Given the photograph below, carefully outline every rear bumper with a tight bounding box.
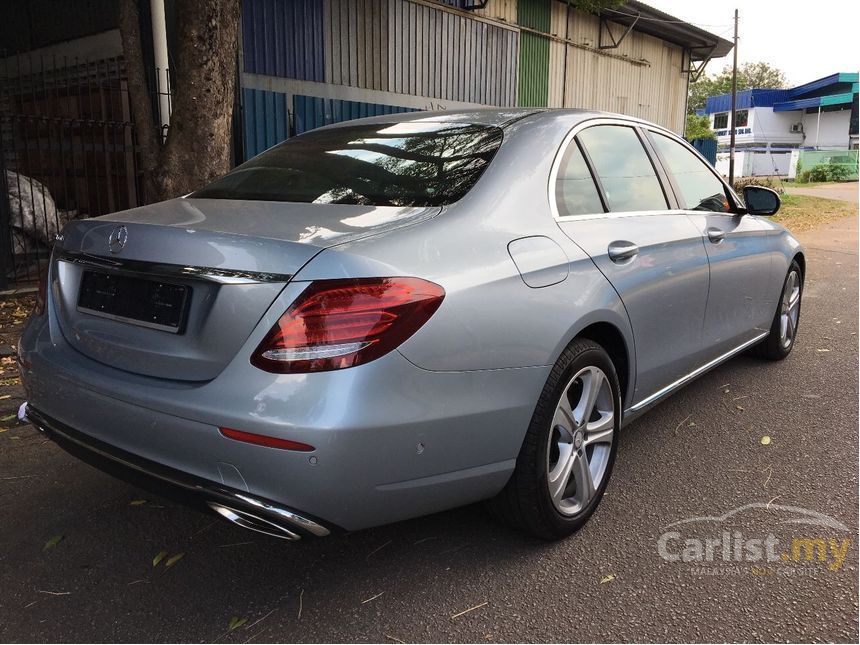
[19,302,549,531]
[26,404,335,540]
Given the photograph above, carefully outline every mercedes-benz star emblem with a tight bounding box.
[108,225,128,254]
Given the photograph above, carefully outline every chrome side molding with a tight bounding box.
[55,248,293,285]
[625,332,769,420]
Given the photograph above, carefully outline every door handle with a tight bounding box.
[607,240,639,262]
[707,227,726,243]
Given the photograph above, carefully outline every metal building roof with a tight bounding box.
[704,71,859,114]
[599,1,734,61]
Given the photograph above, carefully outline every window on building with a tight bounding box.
[577,126,667,212]
[192,122,504,206]
[713,112,729,129]
[555,140,604,217]
[650,132,731,213]
[735,110,749,127]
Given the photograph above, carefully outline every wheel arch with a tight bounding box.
[575,321,632,409]
[793,251,806,279]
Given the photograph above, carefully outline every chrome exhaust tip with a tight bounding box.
[208,502,302,541]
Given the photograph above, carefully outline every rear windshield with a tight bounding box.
[191,122,503,206]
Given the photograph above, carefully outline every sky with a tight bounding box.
[646,0,860,85]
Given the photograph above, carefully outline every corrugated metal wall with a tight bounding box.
[293,94,417,135]
[243,88,418,158]
[517,0,550,107]
[243,88,289,158]
[323,0,518,106]
[239,0,693,157]
[546,2,688,132]
[242,0,325,81]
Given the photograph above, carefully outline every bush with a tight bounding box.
[806,163,851,182]
[732,176,785,195]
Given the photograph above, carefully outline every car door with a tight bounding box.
[646,130,773,365]
[553,122,710,407]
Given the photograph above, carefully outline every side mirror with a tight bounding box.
[741,186,781,216]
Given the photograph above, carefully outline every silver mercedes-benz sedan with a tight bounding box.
[18,109,803,541]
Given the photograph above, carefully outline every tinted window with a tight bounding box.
[555,140,604,216]
[651,132,731,212]
[577,126,667,212]
[713,113,728,129]
[192,122,503,206]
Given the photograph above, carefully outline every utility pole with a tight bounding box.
[728,8,739,184]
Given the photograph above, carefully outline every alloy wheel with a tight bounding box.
[546,365,615,516]
[779,270,801,349]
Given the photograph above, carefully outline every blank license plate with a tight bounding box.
[77,271,190,333]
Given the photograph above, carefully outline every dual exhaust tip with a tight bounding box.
[208,502,304,541]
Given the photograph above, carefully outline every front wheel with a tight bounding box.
[756,260,803,360]
[488,338,620,540]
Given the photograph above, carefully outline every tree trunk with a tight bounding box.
[119,0,240,204]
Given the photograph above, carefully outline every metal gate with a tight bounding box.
[0,52,141,288]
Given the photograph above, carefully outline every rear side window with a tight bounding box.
[192,122,503,207]
[555,140,604,217]
[650,132,731,213]
[577,125,667,212]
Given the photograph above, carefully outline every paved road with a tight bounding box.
[785,181,858,203]
[1,219,857,643]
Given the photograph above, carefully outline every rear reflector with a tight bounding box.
[219,427,315,452]
[251,277,445,373]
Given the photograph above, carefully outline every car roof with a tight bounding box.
[314,107,650,131]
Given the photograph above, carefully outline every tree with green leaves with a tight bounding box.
[688,62,787,114]
[567,0,625,13]
[684,114,716,141]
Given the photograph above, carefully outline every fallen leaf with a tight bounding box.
[0,394,11,400]
[43,535,64,550]
[129,499,148,506]
[760,436,771,445]
[1,414,16,422]
[164,552,185,568]
[227,616,248,631]
[152,550,168,566]
[600,574,616,584]
[735,405,745,411]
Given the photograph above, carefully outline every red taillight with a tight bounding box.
[220,427,315,452]
[251,277,445,373]
[33,269,48,316]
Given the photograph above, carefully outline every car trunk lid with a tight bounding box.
[51,197,438,381]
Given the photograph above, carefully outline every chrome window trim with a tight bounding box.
[55,248,293,285]
[548,116,723,222]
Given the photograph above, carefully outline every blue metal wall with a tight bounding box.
[243,89,290,158]
[293,95,417,135]
[242,89,417,158]
[242,0,325,81]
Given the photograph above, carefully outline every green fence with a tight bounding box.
[797,150,859,181]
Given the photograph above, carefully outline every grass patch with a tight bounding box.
[772,194,857,233]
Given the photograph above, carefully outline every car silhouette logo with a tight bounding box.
[108,225,128,254]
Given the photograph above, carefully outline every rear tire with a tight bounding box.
[756,260,803,360]
[488,338,620,540]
